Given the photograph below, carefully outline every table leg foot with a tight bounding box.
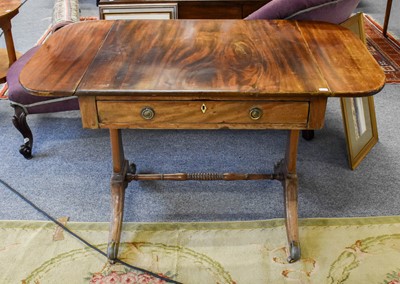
[107,241,118,263]
[283,173,300,262]
[275,130,301,263]
[107,162,135,261]
[288,241,301,263]
[107,129,130,262]
[107,175,127,262]
[275,163,301,263]
[283,172,300,263]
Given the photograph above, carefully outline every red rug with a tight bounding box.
[364,15,400,84]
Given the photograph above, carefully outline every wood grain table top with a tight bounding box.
[20,19,385,98]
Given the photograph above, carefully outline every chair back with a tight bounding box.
[246,0,361,24]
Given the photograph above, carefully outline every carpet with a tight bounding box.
[364,15,400,83]
[2,216,400,283]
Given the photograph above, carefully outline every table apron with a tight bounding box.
[78,96,327,130]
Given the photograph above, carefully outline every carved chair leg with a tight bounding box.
[11,104,33,159]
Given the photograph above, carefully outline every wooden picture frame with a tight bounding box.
[340,13,379,170]
[340,96,378,170]
[99,3,178,20]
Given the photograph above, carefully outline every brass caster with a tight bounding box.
[287,241,301,263]
[107,241,118,263]
[108,258,116,265]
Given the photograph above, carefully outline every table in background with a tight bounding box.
[0,0,21,84]
[20,19,385,264]
[98,0,271,19]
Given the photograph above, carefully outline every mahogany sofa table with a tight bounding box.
[20,19,385,263]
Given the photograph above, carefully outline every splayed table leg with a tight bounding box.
[107,129,130,262]
[275,130,301,262]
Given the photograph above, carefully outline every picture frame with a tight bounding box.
[99,3,178,20]
[340,13,379,170]
[340,96,378,170]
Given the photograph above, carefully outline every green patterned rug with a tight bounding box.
[1,216,400,283]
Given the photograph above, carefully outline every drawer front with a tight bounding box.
[178,3,242,19]
[97,100,309,128]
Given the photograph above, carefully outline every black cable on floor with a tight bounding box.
[1,1,180,282]
[0,178,182,284]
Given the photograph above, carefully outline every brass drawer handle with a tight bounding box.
[249,107,263,120]
[141,107,155,120]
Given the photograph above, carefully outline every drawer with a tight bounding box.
[178,3,242,19]
[96,100,309,128]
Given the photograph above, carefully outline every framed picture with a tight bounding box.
[100,3,178,20]
[340,13,379,170]
[340,12,366,43]
[340,96,378,170]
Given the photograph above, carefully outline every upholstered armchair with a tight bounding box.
[7,0,80,159]
[246,0,360,22]
[245,0,361,139]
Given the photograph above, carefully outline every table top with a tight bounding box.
[0,0,20,22]
[20,19,385,99]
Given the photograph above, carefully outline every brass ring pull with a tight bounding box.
[249,107,263,120]
[141,107,155,120]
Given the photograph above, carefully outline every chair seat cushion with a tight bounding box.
[7,46,79,115]
[246,0,360,24]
